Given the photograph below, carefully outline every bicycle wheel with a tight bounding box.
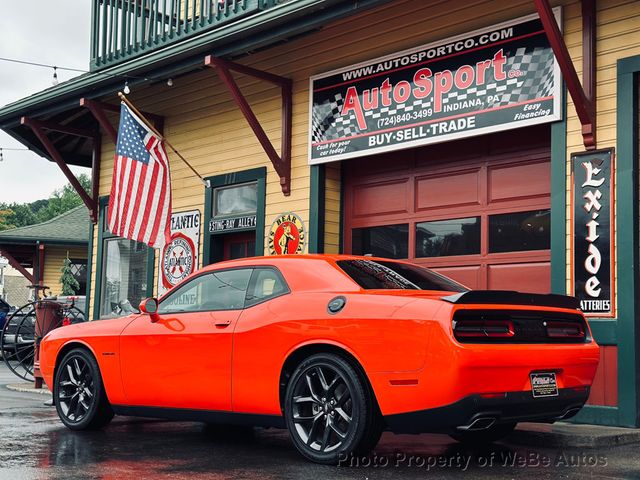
[1,303,37,381]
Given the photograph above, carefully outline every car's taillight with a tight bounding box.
[453,319,515,339]
[545,321,585,339]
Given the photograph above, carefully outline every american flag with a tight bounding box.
[107,103,172,249]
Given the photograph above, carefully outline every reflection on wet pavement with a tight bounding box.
[0,365,636,480]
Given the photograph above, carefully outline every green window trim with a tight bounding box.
[92,196,155,320]
[550,85,567,295]
[203,167,266,265]
[309,164,326,254]
[85,221,94,319]
[612,55,639,427]
[573,55,639,428]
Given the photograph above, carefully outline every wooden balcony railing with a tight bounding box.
[91,0,273,69]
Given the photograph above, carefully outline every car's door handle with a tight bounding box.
[210,313,232,327]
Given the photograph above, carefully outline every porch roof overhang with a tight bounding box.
[0,205,90,283]
[0,0,598,197]
[0,0,390,158]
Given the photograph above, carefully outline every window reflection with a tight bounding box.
[416,217,480,257]
[100,238,149,318]
[352,224,408,259]
[489,209,550,253]
[213,182,257,217]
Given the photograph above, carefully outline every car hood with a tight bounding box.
[44,314,140,341]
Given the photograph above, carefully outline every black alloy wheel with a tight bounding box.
[54,348,114,430]
[284,353,382,464]
[449,421,517,445]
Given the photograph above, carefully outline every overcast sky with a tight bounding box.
[0,1,92,204]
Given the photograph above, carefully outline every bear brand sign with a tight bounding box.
[309,9,562,164]
[573,149,614,317]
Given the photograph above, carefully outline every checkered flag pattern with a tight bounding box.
[311,45,556,144]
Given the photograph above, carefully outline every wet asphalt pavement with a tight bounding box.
[1,363,639,480]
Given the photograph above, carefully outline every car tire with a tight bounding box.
[54,348,114,430]
[284,353,380,464]
[449,422,517,445]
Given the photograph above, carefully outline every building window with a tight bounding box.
[416,217,481,258]
[213,182,257,218]
[204,168,266,265]
[68,259,88,295]
[96,201,154,319]
[352,224,409,259]
[489,209,551,253]
[100,238,150,318]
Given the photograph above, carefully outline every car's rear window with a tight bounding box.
[337,259,467,292]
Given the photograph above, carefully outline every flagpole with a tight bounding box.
[118,92,210,188]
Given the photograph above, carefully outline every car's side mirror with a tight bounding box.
[139,298,160,323]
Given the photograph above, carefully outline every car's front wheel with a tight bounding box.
[284,353,381,464]
[54,348,114,430]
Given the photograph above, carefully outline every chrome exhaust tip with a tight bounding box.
[558,407,581,420]
[457,416,497,431]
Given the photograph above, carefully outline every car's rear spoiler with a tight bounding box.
[441,290,580,310]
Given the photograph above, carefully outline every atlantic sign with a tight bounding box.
[573,149,614,317]
[309,9,562,164]
[158,210,200,295]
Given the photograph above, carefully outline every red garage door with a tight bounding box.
[343,127,551,293]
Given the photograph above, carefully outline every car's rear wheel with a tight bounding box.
[449,422,517,445]
[54,348,114,430]
[284,353,380,464]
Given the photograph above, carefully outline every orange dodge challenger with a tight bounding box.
[40,255,599,464]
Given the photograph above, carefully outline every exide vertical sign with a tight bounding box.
[573,149,614,317]
[308,9,562,164]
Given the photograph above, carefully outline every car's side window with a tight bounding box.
[159,268,253,314]
[245,268,289,307]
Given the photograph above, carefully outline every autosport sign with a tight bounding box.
[308,9,562,164]
[573,149,614,317]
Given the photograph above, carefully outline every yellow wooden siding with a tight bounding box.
[42,246,87,297]
[562,0,640,312]
[86,0,639,310]
[324,163,341,254]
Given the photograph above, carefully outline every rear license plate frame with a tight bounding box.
[530,372,559,398]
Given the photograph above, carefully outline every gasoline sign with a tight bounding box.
[309,9,562,164]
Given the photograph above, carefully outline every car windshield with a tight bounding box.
[337,259,468,292]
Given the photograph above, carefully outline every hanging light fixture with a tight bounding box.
[123,81,131,95]
[52,66,59,86]
[167,78,174,87]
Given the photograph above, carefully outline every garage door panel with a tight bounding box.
[431,265,482,290]
[488,160,550,204]
[415,169,480,211]
[352,179,409,217]
[343,130,551,292]
[487,262,550,293]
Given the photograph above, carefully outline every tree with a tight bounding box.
[35,174,91,222]
[59,255,80,295]
[0,173,92,231]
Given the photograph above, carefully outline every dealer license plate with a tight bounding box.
[530,372,558,398]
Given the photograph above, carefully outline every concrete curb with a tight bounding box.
[507,422,640,448]
[6,383,52,396]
